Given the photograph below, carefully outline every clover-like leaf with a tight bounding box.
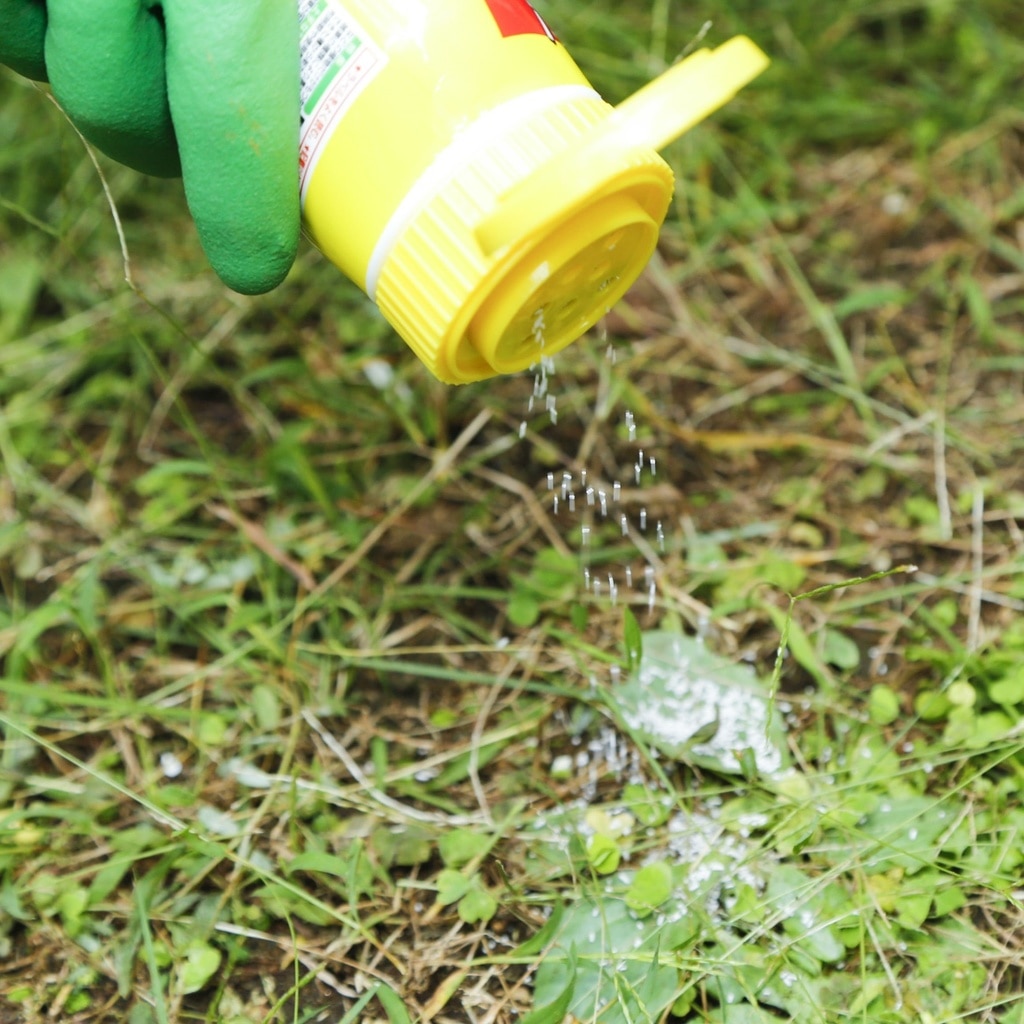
[586,833,621,875]
[178,942,222,996]
[436,869,472,907]
[457,884,497,924]
[625,860,674,917]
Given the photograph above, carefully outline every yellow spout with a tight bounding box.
[474,36,769,259]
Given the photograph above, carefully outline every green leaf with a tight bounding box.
[431,740,504,788]
[531,897,684,1023]
[372,825,433,867]
[625,860,674,916]
[942,704,977,746]
[196,713,228,747]
[622,783,673,827]
[0,253,42,341]
[834,283,910,319]
[915,689,951,720]
[288,851,356,878]
[509,902,566,958]
[89,856,134,905]
[963,710,1014,749]
[250,684,281,730]
[57,886,89,937]
[134,460,211,497]
[0,875,28,921]
[178,942,221,996]
[989,670,1024,706]
[507,590,540,627]
[586,833,621,875]
[896,891,932,929]
[457,884,497,924]
[521,946,577,1024]
[822,628,860,670]
[435,869,472,907]
[858,796,954,872]
[614,631,788,775]
[766,865,845,964]
[372,982,414,1024]
[766,604,832,690]
[868,684,901,725]
[251,883,334,925]
[948,681,977,707]
[932,885,967,917]
[438,828,491,868]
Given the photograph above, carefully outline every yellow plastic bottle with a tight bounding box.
[298,0,768,384]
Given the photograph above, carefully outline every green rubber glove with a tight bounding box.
[0,0,300,294]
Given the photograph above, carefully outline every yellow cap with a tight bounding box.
[374,36,769,384]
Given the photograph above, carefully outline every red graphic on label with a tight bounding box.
[484,0,556,41]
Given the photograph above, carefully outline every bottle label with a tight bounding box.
[298,0,387,201]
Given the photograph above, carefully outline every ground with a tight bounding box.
[1,2,1023,1023]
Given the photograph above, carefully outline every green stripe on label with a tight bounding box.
[303,64,339,117]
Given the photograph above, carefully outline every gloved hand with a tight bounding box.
[0,0,301,294]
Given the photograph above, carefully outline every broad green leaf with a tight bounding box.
[896,891,932,929]
[508,902,566,958]
[372,825,433,867]
[766,866,845,964]
[0,875,28,921]
[438,828,491,868]
[963,710,1014,749]
[932,885,967,917]
[868,684,901,725]
[858,796,957,872]
[88,856,135,905]
[625,860,674,916]
[507,591,540,628]
[622,783,673,827]
[251,883,334,925]
[614,631,787,775]
[178,942,221,996]
[942,705,977,746]
[57,886,89,937]
[196,713,228,747]
[435,869,472,906]
[521,947,577,1024]
[915,689,951,720]
[251,684,281,730]
[586,833,621,875]
[989,671,1024,706]
[823,628,860,670]
[457,884,497,924]
[947,681,976,707]
[531,898,683,1023]
[766,604,832,690]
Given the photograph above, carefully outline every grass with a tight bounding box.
[2,1,1024,1021]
